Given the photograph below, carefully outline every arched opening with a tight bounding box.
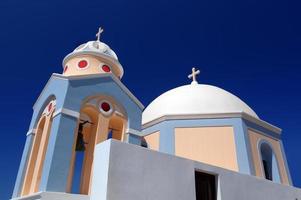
[108,115,126,141]
[140,137,148,148]
[68,97,127,195]
[260,142,273,181]
[68,105,98,194]
[21,100,56,196]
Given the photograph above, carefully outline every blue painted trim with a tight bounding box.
[233,118,255,175]
[30,75,143,132]
[29,77,69,130]
[143,118,252,174]
[272,154,281,184]
[279,140,293,185]
[243,119,281,140]
[239,119,256,175]
[159,126,175,154]
[128,134,141,145]
[39,113,78,192]
[12,134,34,198]
[65,76,142,131]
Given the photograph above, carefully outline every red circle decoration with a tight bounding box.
[78,60,88,68]
[48,103,53,112]
[64,65,68,73]
[101,102,111,112]
[102,65,111,72]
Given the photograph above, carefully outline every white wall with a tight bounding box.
[91,139,301,200]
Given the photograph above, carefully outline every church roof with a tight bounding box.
[142,83,259,125]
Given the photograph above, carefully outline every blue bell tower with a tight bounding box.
[12,27,144,198]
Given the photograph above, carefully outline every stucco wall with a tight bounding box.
[175,126,238,171]
[13,140,301,200]
[91,140,301,200]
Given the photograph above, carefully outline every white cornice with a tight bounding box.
[53,108,80,119]
[142,112,282,134]
[26,129,37,136]
[126,128,141,136]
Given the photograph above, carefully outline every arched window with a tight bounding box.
[140,138,148,148]
[68,106,98,195]
[21,100,56,196]
[68,97,127,195]
[260,142,273,181]
[108,115,126,141]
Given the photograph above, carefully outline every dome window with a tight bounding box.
[77,60,89,69]
[48,102,53,112]
[102,64,111,72]
[99,101,113,116]
[64,65,68,73]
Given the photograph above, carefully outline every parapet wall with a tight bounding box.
[91,139,301,200]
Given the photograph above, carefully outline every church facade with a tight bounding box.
[11,28,301,200]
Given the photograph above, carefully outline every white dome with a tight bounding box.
[142,84,259,125]
[63,40,124,77]
[73,41,119,60]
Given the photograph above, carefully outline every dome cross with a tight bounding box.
[188,67,200,84]
[96,27,104,41]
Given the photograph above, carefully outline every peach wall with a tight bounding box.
[175,126,238,171]
[63,55,121,78]
[144,132,160,151]
[248,130,289,185]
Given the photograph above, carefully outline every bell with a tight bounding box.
[75,131,86,151]
[75,120,89,151]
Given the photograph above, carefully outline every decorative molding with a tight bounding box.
[11,191,89,200]
[11,192,42,200]
[142,112,282,135]
[76,59,90,70]
[26,129,37,136]
[53,108,80,119]
[98,100,114,117]
[126,128,141,136]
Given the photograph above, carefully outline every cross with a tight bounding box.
[188,67,200,84]
[96,27,104,41]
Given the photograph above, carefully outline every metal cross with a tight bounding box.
[96,27,104,41]
[188,67,200,84]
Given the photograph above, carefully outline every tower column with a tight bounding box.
[39,111,79,192]
[12,133,34,198]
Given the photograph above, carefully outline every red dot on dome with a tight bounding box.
[101,102,111,112]
[48,103,52,112]
[64,65,68,73]
[102,65,111,72]
[78,60,88,68]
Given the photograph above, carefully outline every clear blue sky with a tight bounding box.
[1,0,301,199]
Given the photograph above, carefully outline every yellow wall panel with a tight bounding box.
[144,132,160,151]
[175,126,238,171]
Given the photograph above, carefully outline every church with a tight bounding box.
[11,27,301,200]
